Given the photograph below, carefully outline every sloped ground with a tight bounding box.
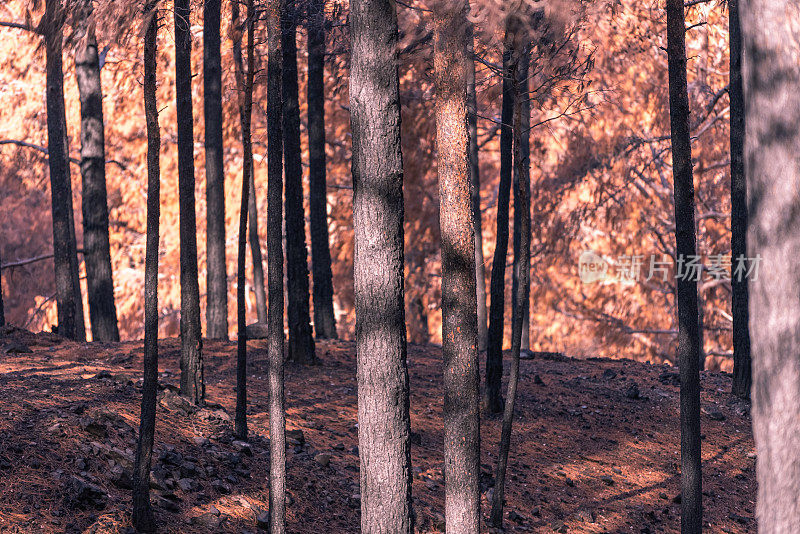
[0,326,755,533]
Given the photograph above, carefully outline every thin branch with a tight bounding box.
[0,139,127,170]
[2,249,84,271]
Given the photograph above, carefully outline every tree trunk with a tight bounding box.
[282,0,316,363]
[511,51,530,355]
[44,0,84,342]
[666,1,702,531]
[491,42,531,528]
[0,248,5,327]
[75,1,119,343]
[434,4,480,532]
[265,0,286,530]
[350,0,413,530]
[175,0,204,403]
[132,4,160,530]
[741,0,800,529]
[729,0,750,400]
[484,31,515,415]
[467,29,487,353]
[232,2,268,326]
[233,0,255,441]
[204,0,227,340]
[307,0,338,340]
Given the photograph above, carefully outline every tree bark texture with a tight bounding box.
[350,0,414,530]
[666,1,702,531]
[511,50,530,353]
[434,3,481,532]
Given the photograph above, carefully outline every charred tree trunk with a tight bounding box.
[307,0,338,340]
[265,0,286,530]
[75,1,119,342]
[491,43,530,528]
[741,0,800,530]
[0,249,4,328]
[204,0,227,340]
[233,0,255,441]
[132,3,160,530]
[484,31,515,415]
[350,0,413,530]
[282,0,316,363]
[666,1,702,531]
[174,0,204,403]
[729,0,750,400]
[467,28,487,353]
[434,4,480,532]
[44,0,84,342]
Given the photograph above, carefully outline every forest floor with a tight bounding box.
[0,325,755,533]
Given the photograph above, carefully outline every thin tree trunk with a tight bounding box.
[204,0,227,340]
[729,0,750,400]
[75,1,119,343]
[232,0,268,326]
[44,0,84,342]
[0,247,5,327]
[491,43,530,528]
[666,1,702,531]
[248,173,268,323]
[282,0,316,363]
[350,0,413,530]
[132,3,160,530]
[265,0,286,530]
[307,0,338,340]
[743,1,800,530]
[467,29,487,353]
[175,0,204,403]
[233,0,255,441]
[434,4,480,532]
[484,30,515,414]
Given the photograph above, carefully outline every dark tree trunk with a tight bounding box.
[282,0,316,363]
[265,1,286,530]
[350,0,413,530]
[132,4,160,530]
[491,44,530,528]
[434,3,480,531]
[484,32,515,415]
[307,0,338,340]
[511,52,530,355]
[44,0,84,342]
[75,1,119,343]
[232,0,267,326]
[174,0,204,403]
[233,0,255,441]
[666,1,702,531]
[204,0,227,340]
[729,0,750,400]
[467,29,487,353]
[0,249,5,327]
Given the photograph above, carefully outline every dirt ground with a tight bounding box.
[0,325,755,533]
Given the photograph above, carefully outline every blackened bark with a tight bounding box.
[729,0,750,400]
[132,4,160,530]
[44,0,84,342]
[233,0,255,441]
[75,2,119,343]
[666,1,702,531]
[484,33,515,415]
[434,4,480,532]
[350,0,413,530]
[467,28,487,353]
[741,0,800,529]
[491,44,530,528]
[175,0,204,403]
[307,0,338,340]
[282,0,316,363]
[265,1,286,530]
[204,0,227,340]
[232,0,268,325]
[0,249,4,327]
